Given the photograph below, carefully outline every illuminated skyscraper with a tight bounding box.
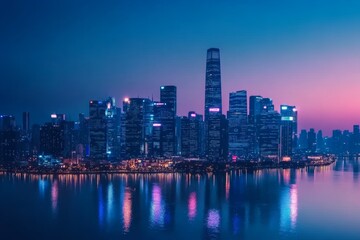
[204,48,222,120]
[280,105,297,158]
[204,48,227,161]
[159,86,176,156]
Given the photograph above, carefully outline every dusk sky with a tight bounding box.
[1,0,360,136]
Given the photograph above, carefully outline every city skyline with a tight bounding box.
[2,0,360,135]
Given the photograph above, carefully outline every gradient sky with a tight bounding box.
[1,0,360,136]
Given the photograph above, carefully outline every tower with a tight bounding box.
[204,48,227,161]
[204,48,222,120]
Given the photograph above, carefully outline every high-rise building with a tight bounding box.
[280,120,293,159]
[350,125,360,155]
[22,112,30,134]
[280,105,297,158]
[280,105,298,135]
[125,98,153,158]
[78,113,90,157]
[316,130,324,153]
[158,85,177,156]
[105,97,122,161]
[0,115,20,163]
[204,48,222,120]
[160,86,177,116]
[89,100,107,161]
[180,112,202,158]
[40,122,65,157]
[227,90,248,158]
[298,129,308,151]
[248,96,274,157]
[249,96,263,124]
[258,111,280,160]
[207,111,228,161]
[204,48,227,161]
[307,128,316,153]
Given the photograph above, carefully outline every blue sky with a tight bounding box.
[1,0,360,135]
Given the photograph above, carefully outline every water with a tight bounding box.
[1,159,360,239]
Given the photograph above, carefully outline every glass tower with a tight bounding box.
[204,48,222,121]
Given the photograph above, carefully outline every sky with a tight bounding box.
[1,0,360,136]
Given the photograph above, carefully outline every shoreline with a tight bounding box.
[0,159,335,175]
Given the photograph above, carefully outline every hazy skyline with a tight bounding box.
[1,0,360,135]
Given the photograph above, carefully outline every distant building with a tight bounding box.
[89,100,107,161]
[22,112,30,134]
[307,128,316,153]
[0,115,20,163]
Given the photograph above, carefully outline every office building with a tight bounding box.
[227,90,248,158]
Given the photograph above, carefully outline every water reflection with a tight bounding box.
[98,185,104,227]
[150,184,164,227]
[122,188,132,232]
[188,192,197,221]
[207,209,220,231]
[51,180,58,214]
[3,164,360,239]
[107,182,114,222]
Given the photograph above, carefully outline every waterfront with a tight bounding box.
[1,158,360,239]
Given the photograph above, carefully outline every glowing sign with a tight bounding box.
[281,116,294,121]
[190,113,196,117]
[154,102,165,106]
[209,108,220,112]
[51,114,57,119]
[281,106,288,110]
[161,86,165,90]
[293,108,297,112]
[153,123,162,127]
[124,98,130,103]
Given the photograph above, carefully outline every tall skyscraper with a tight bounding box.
[160,86,177,116]
[159,86,176,156]
[204,48,222,120]
[280,105,297,158]
[153,101,174,157]
[204,48,227,161]
[227,90,248,158]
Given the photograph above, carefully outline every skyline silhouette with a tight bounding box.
[2,0,360,135]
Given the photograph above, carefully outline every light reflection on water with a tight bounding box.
[150,184,164,228]
[2,161,360,239]
[188,192,197,221]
